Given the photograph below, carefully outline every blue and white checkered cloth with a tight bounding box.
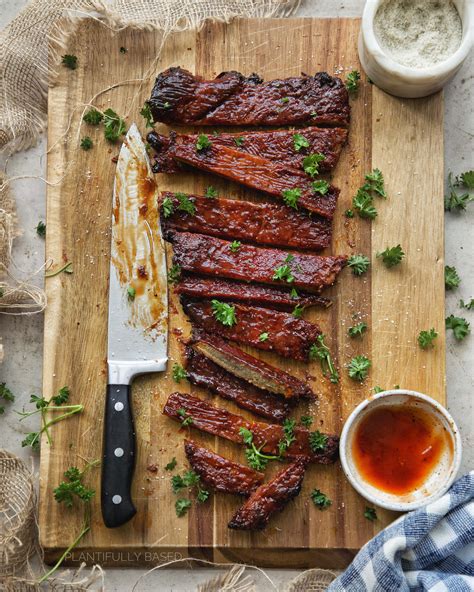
[328,472,474,592]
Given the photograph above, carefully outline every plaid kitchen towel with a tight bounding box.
[328,471,474,592]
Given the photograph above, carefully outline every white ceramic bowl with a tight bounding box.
[340,390,462,511]
[359,0,473,98]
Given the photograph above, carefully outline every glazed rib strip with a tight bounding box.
[163,392,339,464]
[228,458,308,530]
[170,143,338,219]
[148,68,350,127]
[190,332,314,400]
[148,127,348,175]
[185,346,291,423]
[182,299,321,362]
[169,232,347,292]
[176,277,331,312]
[184,439,264,497]
[160,192,332,250]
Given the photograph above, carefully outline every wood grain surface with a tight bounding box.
[40,17,445,568]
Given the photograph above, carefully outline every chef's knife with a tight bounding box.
[101,123,168,528]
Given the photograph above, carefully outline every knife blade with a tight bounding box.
[101,123,168,528]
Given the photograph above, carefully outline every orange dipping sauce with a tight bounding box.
[352,405,451,495]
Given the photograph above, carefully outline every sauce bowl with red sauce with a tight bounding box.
[340,390,462,511]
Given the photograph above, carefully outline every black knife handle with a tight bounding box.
[101,384,137,528]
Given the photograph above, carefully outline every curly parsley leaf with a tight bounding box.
[196,134,211,151]
[311,179,330,195]
[162,197,174,218]
[80,136,93,151]
[233,136,244,147]
[446,315,470,341]
[51,386,70,406]
[460,299,474,310]
[364,506,378,521]
[273,261,295,283]
[348,355,371,381]
[292,304,304,318]
[348,322,367,338]
[300,415,313,427]
[140,103,154,128]
[418,328,438,349]
[168,264,181,284]
[309,334,339,383]
[230,240,241,253]
[282,188,302,210]
[177,408,193,427]
[311,489,332,510]
[309,430,328,453]
[211,300,237,326]
[258,332,269,342]
[460,170,474,189]
[175,498,192,517]
[445,172,474,211]
[83,108,103,125]
[175,192,196,216]
[277,418,296,456]
[353,188,377,219]
[445,265,461,290]
[165,457,177,471]
[103,108,126,142]
[376,245,405,268]
[62,54,78,70]
[348,254,370,276]
[36,221,46,238]
[172,363,188,383]
[293,133,310,152]
[205,186,218,199]
[346,70,360,93]
[53,461,98,508]
[365,168,386,198]
[0,383,15,415]
[302,153,325,178]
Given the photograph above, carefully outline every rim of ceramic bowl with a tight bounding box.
[361,0,473,81]
[340,389,463,512]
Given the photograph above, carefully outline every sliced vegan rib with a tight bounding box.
[160,192,332,250]
[185,346,291,423]
[184,439,264,497]
[228,457,308,530]
[169,143,339,219]
[163,392,339,464]
[189,332,314,400]
[148,127,348,174]
[169,232,347,292]
[175,277,331,312]
[182,298,321,362]
[147,68,350,127]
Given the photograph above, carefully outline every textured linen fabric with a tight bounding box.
[328,472,474,592]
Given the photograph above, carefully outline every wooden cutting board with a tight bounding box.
[40,17,445,569]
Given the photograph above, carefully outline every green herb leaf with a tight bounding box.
[177,408,193,427]
[280,97,290,103]
[278,418,296,456]
[175,192,196,216]
[290,287,299,299]
[302,153,325,178]
[51,386,70,406]
[175,498,192,517]
[140,103,154,128]
[299,415,313,427]
[0,382,15,414]
[62,54,78,70]
[418,328,438,349]
[345,209,354,218]
[353,188,377,219]
[205,186,218,199]
[168,264,181,284]
[348,355,371,381]
[36,221,46,238]
[165,457,177,471]
[119,46,127,54]
[53,462,97,508]
[446,315,470,341]
[311,488,332,510]
[80,136,93,151]
[444,172,474,212]
[211,299,237,326]
[309,430,328,453]
[127,286,136,301]
[103,108,126,142]
[83,108,103,125]
[311,180,330,195]
[282,188,302,210]
[258,332,269,342]
[364,506,377,521]
[309,334,339,383]
[365,168,386,198]
[348,254,370,276]
[460,298,474,310]
[445,265,461,290]
[376,245,405,268]
[292,304,304,318]
[22,432,41,450]
[460,170,474,189]
[234,136,244,147]
[162,197,174,218]
[293,133,310,152]
[196,134,211,151]
[273,263,295,283]
[172,363,188,383]
[229,240,241,253]
[239,427,253,445]
[196,488,210,503]
[348,322,367,338]
[346,70,360,93]
[373,386,384,394]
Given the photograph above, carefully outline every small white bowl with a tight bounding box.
[359,0,473,98]
[340,390,462,512]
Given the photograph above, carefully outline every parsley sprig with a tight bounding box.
[352,169,386,219]
[364,506,378,521]
[177,408,193,427]
[445,171,474,212]
[282,188,302,210]
[293,133,310,152]
[302,153,325,178]
[36,221,46,237]
[171,470,209,516]
[168,264,181,284]
[348,355,371,381]
[62,54,78,70]
[172,363,188,383]
[346,70,361,93]
[309,334,339,384]
[377,245,405,268]
[0,383,15,415]
[445,265,461,290]
[348,322,367,338]
[277,419,296,456]
[348,254,370,276]
[309,430,328,453]
[311,488,332,510]
[140,103,154,128]
[418,328,438,349]
[196,134,211,151]
[211,299,237,326]
[239,427,279,470]
[446,315,470,341]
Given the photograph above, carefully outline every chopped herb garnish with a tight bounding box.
[211,299,237,326]
[175,498,192,517]
[273,264,294,283]
[309,430,328,452]
[119,46,127,53]
[311,179,330,195]
[293,133,310,152]
[280,97,290,103]
[445,172,474,212]
[348,254,370,276]
[345,209,354,218]
[364,506,377,521]
[103,108,126,142]
[311,489,332,510]
[205,186,218,198]
[445,265,461,290]
[373,386,384,394]
[229,240,241,253]
[83,108,103,125]
[53,462,98,507]
[377,245,405,268]
[62,54,78,70]
[353,188,378,219]
[140,103,153,128]
[346,70,361,93]
[446,315,470,341]
[168,264,181,284]
[290,287,299,299]
[239,427,279,470]
[0,383,15,415]
[258,332,269,342]
[162,197,174,218]
[292,304,304,318]
[165,457,177,471]
[127,286,136,301]
[172,363,188,383]
[302,153,325,178]
[277,418,296,456]
[365,169,387,198]
[348,322,367,338]
[36,221,46,238]
[177,408,193,427]
[196,134,211,151]
[309,334,339,383]
[460,170,474,189]
[175,192,196,215]
[80,136,93,150]
[418,328,438,349]
[300,415,313,427]
[460,299,474,310]
[234,136,244,147]
[282,188,302,209]
[348,355,371,381]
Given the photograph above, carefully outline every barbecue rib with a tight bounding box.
[148,127,348,174]
[147,68,350,127]
[228,457,308,530]
[184,439,264,496]
[168,143,339,219]
[185,346,291,423]
[182,298,321,362]
[189,332,314,400]
[163,392,339,464]
[175,277,331,312]
[170,232,347,292]
[160,192,332,250]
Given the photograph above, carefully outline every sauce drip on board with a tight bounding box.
[352,405,451,495]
